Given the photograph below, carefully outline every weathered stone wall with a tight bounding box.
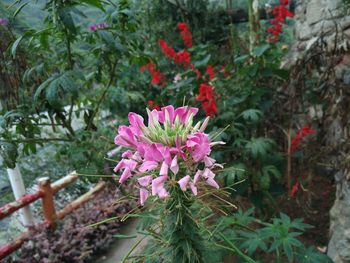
[292,1,350,262]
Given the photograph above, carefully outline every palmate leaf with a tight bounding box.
[240,109,263,123]
[240,230,268,254]
[220,163,247,185]
[34,70,83,108]
[245,137,274,159]
[262,165,281,179]
[296,246,333,263]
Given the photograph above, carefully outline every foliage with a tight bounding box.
[0,0,146,176]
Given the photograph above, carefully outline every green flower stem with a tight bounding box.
[162,184,205,263]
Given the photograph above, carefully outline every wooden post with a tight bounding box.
[38,177,56,228]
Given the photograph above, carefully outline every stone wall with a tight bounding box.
[292,1,350,262]
[293,0,350,53]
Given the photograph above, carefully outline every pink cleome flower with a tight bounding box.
[113,105,225,205]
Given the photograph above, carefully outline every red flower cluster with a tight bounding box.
[267,0,294,42]
[290,125,316,153]
[206,65,215,80]
[196,83,218,116]
[140,62,165,86]
[178,22,192,48]
[147,100,160,110]
[158,39,191,68]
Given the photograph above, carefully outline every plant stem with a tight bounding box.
[86,60,118,131]
[162,185,205,263]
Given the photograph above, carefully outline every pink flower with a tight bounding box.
[122,150,133,158]
[203,168,219,189]
[186,132,211,162]
[178,175,191,191]
[139,161,159,172]
[144,144,163,162]
[204,156,216,167]
[170,155,179,175]
[114,126,137,148]
[174,106,199,124]
[159,161,169,176]
[114,159,138,183]
[193,170,202,185]
[128,112,145,136]
[113,105,224,204]
[114,159,138,173]
[138,175,153,187]
[189,183,198,195]
[140,189,149,206]
[152,176,169,198]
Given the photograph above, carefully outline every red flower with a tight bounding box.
[206,65,215,80]
[178,22,192,48]
[140,62,165,86]
[175,49,191,68]
[147,100,160,111]
[290,182,299,197]
[202,100,218,116]
[159,39,177,61]
[158,39,191,68]
[196,83,218,116]
[267,1,294,42]
[290,125,316,153]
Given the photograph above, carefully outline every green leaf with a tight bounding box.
[262,165,281,179]
[220,164,246,185]
[240,109,263,122]
[13,2,29,18]
[34,76,55,104]
[252,44,270,57]
[81,0,106,11]
[245,137,274,159]
[193,54,211,67]
[234,54,249,64]
[11,35,24,57]
[113,234,137,239]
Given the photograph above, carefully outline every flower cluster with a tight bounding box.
[141,22,223,117]
[88,22,108,31]
[113,106,224,205]
[158,39,191,68]
[0,18,8,26]
[178,22,192,48]
[290,125,316,154]
[206,65,215,80]
[196,84,218,116]
[267,0,294,42]
[140,62,165,86]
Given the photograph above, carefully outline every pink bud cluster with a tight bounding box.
[113,105,224,205]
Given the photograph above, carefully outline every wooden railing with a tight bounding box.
[0,172,106,260]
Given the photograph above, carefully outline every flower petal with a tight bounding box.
[206,177,220,189]
[140,189,149,206]
[139,161,158,172]
[170,155,179,175]
[178,175,190,191]
[159,161,169,176]
[119,167,131,184]
[189,182,198,195]
[138,175,153,187]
